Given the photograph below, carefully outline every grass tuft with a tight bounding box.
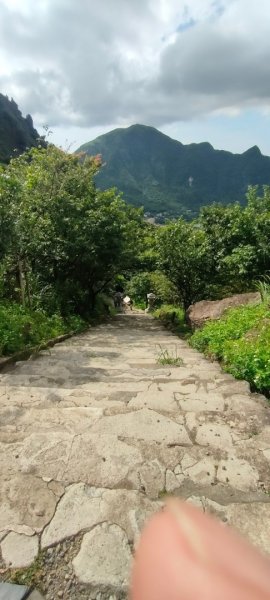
[4,552,44,590]
[156,344,183,366]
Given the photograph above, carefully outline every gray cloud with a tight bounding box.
[0,0,270,128]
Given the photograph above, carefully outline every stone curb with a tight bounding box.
[0,329,89,372]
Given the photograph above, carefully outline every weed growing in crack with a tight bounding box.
[156,345,184,367]
[4,552,45,590]
[158,488,168,499]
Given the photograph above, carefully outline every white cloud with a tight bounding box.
[0,0,270,131]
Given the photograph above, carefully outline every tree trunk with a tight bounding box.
[18,259,25,306]
[24,260,32,308]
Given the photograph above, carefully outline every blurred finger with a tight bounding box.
[131,499,270,600]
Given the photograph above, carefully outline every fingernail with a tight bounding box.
[166,498,208,564]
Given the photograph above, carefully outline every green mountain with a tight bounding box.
[77,124,270,219]
[0,94,41,163]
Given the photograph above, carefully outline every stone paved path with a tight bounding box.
[1,313,270,599]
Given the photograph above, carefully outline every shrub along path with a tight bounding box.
[0,313,270,599]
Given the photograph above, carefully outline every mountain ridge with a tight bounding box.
[0,93,41,163]
[77,124,270,219]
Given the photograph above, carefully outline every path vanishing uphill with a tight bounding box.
[1,313,270,599]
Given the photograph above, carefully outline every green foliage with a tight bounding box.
[190,302,270,394]
[6,551,44,590]
[1,132,270,376]
[156,219,213,309]
[222,326,270,393]
[134,223,159,272]
[0,145,143,316]
[153,304,188,336]
[199,188,270,292]
[256,276,270,303]
[0,143,145,356]
[92,293,116,318]
[152,188,270,309]
[0,302,85,356]
[126,270,178,306]
[153,304,184,324]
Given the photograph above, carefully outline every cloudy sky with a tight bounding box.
[1,0,270,153]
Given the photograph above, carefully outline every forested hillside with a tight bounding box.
[0,94,41,163]
[0,142,269,392]
[78,124,270,219]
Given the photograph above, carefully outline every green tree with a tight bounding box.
[199,188,270,292]
[134,223,159,272]
[198,202,252,294]
[126,270,178,306]
[243,186,270,276]
[0,145,143,315]
[156,219,212,310]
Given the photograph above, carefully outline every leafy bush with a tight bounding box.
[153,304,188,335]
[92,293,116,318]
[126,271,178,307]
[190,302,270,394]
[0,302,86,356]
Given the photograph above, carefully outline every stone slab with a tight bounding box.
[206,501,270,556]
[195,423,233,449]
[91,408,192,445]
[226,502,270,554]
[0,475,57,535]
[184,457,216,485]
[1,532,39,567]
[217,456,259,491]
[176,392,224,412]
[129,386,178,413]
[73,523,132,587]
[41,484,158,548]
[62,432,143,488]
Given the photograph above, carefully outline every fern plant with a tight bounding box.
[256,275,270,304]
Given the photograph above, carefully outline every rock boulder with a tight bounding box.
[186,292,261,329]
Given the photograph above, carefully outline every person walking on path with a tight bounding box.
[123,295,133,311]
[114,291,124,310]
